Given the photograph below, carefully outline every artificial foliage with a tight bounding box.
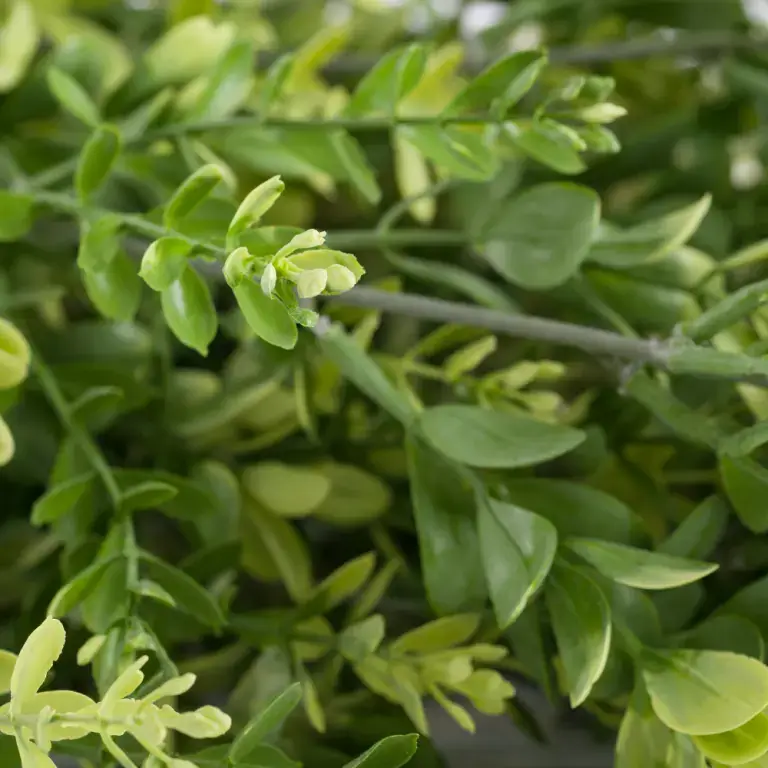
[5,1,768,767]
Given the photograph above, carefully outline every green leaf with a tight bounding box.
[693,711,768,766]
[242,462,330,517]
[120,88,174,142]
[566,539,717,590]
[681,615,764,660]
[161,265,218,356]
[75,124,122,200]
[479,494,557,628]
[232,279,297,350]
[406,436,486,615]
[418,404,584,469]
[329,130,382,205]
[588,195,712,269]
[0,0,38,93]
[31,473,94,526]
[658,496,729,560]
[228,176,285,246]
[46,67,101,126]
[503,479,635,544]
[505,120,587,175]
[545,562,611,707]
[119,481,178,514]
[82,250,141,322]
[478,182,600,290]
[309,552,376,611]
[139,551,225,628]
[139,237,191,291]
[47,556,119,618]
[339,615,386,662]
[616,691,675,768]
[164,164,225,229]
[391,614,479,654]
[720,454,768,533]
[312,463,392,527]
[445,50,545,116]
[77,214,122,273]
[229,683,303,763]
[258,52,294,117]
[342,734,419,768]
[0,190,33,241]
[718,575,768,638]
[186,39,253,121]
[642,649,768,735]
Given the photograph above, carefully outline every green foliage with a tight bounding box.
[5,1,768,767]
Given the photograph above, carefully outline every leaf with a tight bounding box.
[46,67,100,126]
[391,614,479,654]
[31,473,94,526]
[342,734,420,768]
[242,462,330,517]
[588,195,712,269]
[718,575,768,638]
[406,436,486,615]
[0,651,16,695]
[309,553,376,612]
[681,615,764,660]
[505,120,587,175]
[506,602,555,702]
[658,496,729,560]
[82,249,141,322]
[75,124,122,200]
[232,280,297,350]
[479,493,557,628]
[119,481,179,514]
[161,265,218,356]
[642,649,768,735]
[445,51,545,116]
[566,539,717,590]
[503,479,635,544]
[312,463,392,527]
[693,711,768,765]
[258,52,294,117]
[139,237,191,291]
[478,182,601,290]
[11,617,65,707]
[164,164,225,229]
[545,562,611,707]
[114,469,219,520]
[339,616,386,662]
[229,683,303,762]
[139,551,225,628]
[0,0,38,93]
[419,404,585,469]
[47,557,118,617]
[77,214,122,273]
[0,190,32,242]
[329,130,382,205]
[721,454,768,533]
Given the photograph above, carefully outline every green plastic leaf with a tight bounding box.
[75,125,122,200]
[232,279,297,350]
[229,683,303,762]
[406,436,486,615]
[479,493,557,628]
[161,265,218,356]
[419,404,585,469]
[545,563,611,707]
[0,190,32,242]
[242,462,330,517]
[566,539,717,590]
[642,649,768,735]
[139,551,225,628]
[693,711,768,765]
[139,237,191,291]
[330,130,382,205]
[119,481,178,514]
[0,0,38,93]
[342,734,419,768]
[391,614,479,655]
[588,195,712,269]
[658,496,729,560]
[721,454,768,533]
[505,120,587,175]
[77,214,122,273]
[478,182,601,290]
[46,67,100,126]
[82,250,141,322]
[445,50,545,116]
[186,39,254,121]
[164,164,224,229]
[31,473,94,526]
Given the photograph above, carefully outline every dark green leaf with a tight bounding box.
[680,615,764,660]
[718,574,768,637]
[82,250,141,322]
[46,66,101,126]
[720,454,768,533]
[161,265,218,356]
[164,164,225,230]
[342,734,419,768]
[75,124,122,200]
[48,556,119,618]
[31,472,94,526]
[658,496,729,560]
[0,190,33,241]
[119,481,179,514]
[77,214,122,273]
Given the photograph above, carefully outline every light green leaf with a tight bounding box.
[119,481,179,514]
[77,214,122,273]
[478,182,600,290]
[721,454,768,533]
[10,617,65,707]
[139,237,192,291]
[309,552,376,611]
[444,335,497,379]
[717,575,768,638]
[232,279,297,350]
[164,164,225,229]
[658,496,729,560]
[0,190,32,242]
[258,52,294,117]
[161,265,218,356]
[391,614,479,655]
[566,539,717,590]
[228,176,285,246]
[312,463,392,526]
[406,435,486,615]
[0,651,16,696]
[47,557,119,618]
[342,734,419,768]
[419,404,585,469]
[0,0,38,93]
[642,649,768,735]
[616,690,674,768]
[339,615,386,662]
[46,67,100,126]
[330,130,382,205]
[75,125,122,200]
[82,250,141,322]
[229,683,303,763]
[545,563,611,707]
[505,120,587,175]
[31,473,94,526]
[120,88,174,142]
[242,462,330,517]
[588,195,712,269]
[693,711,768,766]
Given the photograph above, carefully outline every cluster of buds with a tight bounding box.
[0,318,30,466]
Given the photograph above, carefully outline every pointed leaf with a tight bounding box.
[161,265,218,355]
[658,496,729,560]
[46,67,100,126]
[75,125,122,200]
[232,279,297,350]
[164,164,224,229]
[343,734,419,768]
[31,473,94,526]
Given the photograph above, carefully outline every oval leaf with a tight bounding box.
[161,265,218,356]
[232,279,297,350]
[75,124,122,200]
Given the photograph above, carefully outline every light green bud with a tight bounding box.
[325,264,357,293]
[297,269,328,299]
[227,176,285,247]
[287,248,364,282]
[0,317,30,390]
[260,263,277,297]
[576,103,627,124]
[223,247,256,288]
[275,229,327,259]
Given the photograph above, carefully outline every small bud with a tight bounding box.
[576,102,627,124]
[260,263,277,297]
[223,247,256,288]
[275,229,327,260]
[325,264,357,293]
[287,249,364,282]
[297,269,328,299]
